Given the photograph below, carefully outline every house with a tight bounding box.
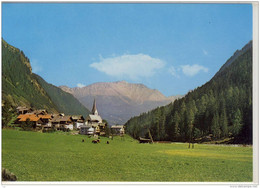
[31,109,48,115]
[15,107,86,132]
[16,114,43,127]
[80,99,106,135]
[71,115,85,129]
[80,126,95,135]
[16,113,54,130]
[111,125,125,136]
[50,115,61,129]
[64,124,73,130]
[16,106,32,114]
[38,114,52,127]
[80,125,89,135]
[87,127,95,135]
[51,114,73,130]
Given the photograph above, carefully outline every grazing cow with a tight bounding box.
[92,140,98,144]
[107,141,109,144]
[97,139,100,143]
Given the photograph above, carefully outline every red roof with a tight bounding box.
[18,114,40,122]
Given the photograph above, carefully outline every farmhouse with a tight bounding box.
[111,125,125,136]
[80,126,95,135]
[14,106,87,132]
[16,106,32,114]
[80,99,106,135]
[71,115,85,129]
[38,114,52,127]
[16,114,43,127]
[31,109,48,115]
[51,114,73,130]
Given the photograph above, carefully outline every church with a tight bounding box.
[80,99,106,136]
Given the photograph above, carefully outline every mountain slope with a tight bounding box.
[125,41,252,144]
[2,39,57,112]
[34,74,90,117]
[2,39,90,123]
[60,81,181,125]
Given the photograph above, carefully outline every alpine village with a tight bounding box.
[2,37,253,182]
[14,99,124,137]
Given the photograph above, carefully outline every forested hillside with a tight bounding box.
[125,41,252,144]
[2,39,90,126]
[2,39,57,111]
[35,74,90,117]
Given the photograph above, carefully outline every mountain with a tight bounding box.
[60,81,181,125]
[215,41,252,76]
[2,39,57,112]
[34,74,90,117]
[2,39,90,126]
[125,41,252,144]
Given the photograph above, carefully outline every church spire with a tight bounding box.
[92,98,98,115]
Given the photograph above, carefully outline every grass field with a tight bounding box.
[2,129,252,182]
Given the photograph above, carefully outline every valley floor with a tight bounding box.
[2,129,252,182]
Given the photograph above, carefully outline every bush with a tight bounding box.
[2,168,17,181]
[42,128,56,133]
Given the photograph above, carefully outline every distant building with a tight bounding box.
[111,125,125,136]
[38,114,52,129]
[71,115,85,129]
[31,109,48,115]
[16,114,43,127]
[80,99,106,135]
[16,106,32,114]
[50,114,73,130]
[15,107,84,131]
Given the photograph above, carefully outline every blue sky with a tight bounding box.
[2,3,252,96]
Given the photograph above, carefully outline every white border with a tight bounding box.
[252,1,259,185]
[1,1,259,187]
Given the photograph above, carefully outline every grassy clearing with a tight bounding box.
[2,129,252,182]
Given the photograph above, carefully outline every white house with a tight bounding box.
[71,115,85,130]
[65,124,74,130]
[111,125,125,136]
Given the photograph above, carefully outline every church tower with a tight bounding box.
[92,98,98,115]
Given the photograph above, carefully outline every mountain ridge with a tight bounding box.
[60,81,177,102]
[215,40,252,77]
[59,81,182,124]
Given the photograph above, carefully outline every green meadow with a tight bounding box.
[2,129,252,182]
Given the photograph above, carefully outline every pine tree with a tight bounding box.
[231,109,243,136]
[184,108,194,142]
[220,108,228,138]
[211,113,221,139]
[172,112,181,140]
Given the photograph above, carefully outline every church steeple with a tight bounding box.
[92,98,98,115]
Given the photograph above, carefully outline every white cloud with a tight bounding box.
[90,54,165,80]
[168,66,180,78]
[30,59,42,73]
[181,64,209,76]
[77,83,86,88]
[203,49,208,55]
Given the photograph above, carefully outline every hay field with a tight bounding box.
[2,129,252,182]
